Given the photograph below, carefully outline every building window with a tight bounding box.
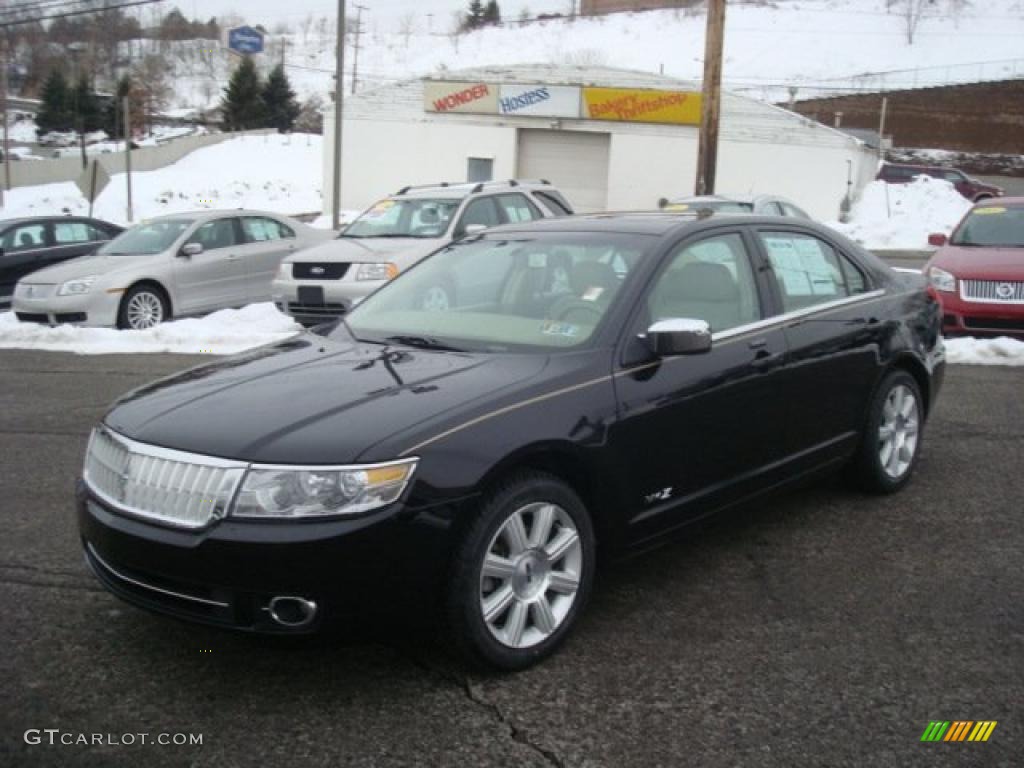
[467,157,494,183]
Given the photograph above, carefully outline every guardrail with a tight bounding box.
[1,129,275,190]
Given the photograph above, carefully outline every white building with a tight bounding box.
[323,64,877,221]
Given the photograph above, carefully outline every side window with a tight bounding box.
[241,216,291,242]
[534,191,573,217]
[54,221,95,244]
[781,202,810,219]
[86,223,115,241]
[647,233,762,333]
[942,170,964,182]
[496,194,542,223]
[1,223,48,251]
[759,231,868,312]
[187,218,238,251]
[457,198,501,234]
[762,201,785,215]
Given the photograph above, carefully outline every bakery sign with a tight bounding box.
[582,87,702,126]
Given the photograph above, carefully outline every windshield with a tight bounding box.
[950,206,1024,247]
[342,198,460,239]
[666,200,753,214]
[340,233,651,352]
[98,218,194,255]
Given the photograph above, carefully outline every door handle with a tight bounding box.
[748,339,768,351]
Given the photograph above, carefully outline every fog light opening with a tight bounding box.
[267,595,318,628]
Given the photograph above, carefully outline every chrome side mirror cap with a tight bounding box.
[644,318,712,356]
[180,242,203,257]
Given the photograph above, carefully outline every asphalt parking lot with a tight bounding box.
[1,349,1021,767]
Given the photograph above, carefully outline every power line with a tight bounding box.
[0,0,164,29]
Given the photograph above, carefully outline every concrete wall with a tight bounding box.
[1,129,274,189]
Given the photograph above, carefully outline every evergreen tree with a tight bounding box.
[36,69,72,134]
[219,57,265,131]
[466,0,485,29]
[261,63,300,132]
[72,75,103,133]
[483,0,501,25]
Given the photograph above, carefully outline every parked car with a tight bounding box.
[1,216,123,310]
[659,194,811,219]
[272,180,574,326]
[924,198,1024,336]
[78,212,944,670]
[877,163,1003,202]
[12,210,327,329]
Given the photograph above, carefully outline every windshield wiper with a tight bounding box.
[384,335,464,352]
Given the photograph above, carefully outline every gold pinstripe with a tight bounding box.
[398,291,893,456]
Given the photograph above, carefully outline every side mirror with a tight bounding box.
[927,233,947,247]
[461,223,487,238]
[180,242,203,257]
[644,318,712,356]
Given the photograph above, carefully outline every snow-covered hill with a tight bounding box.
[156,0,1024,111]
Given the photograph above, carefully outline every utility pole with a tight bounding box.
[123,95,133,223]
[695,0,726,196]
[1,33,10,206]
[877,96,888,159]
[351,4,367,96]
[331,0,346,230]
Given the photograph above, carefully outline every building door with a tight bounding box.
[516,129,610,213]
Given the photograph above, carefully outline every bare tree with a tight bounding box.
[901,0,929,44]
[132,53,172,131]
[397,13,418,47]
[300,14,315,46]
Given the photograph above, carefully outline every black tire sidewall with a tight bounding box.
[857,370,924,493]
[118,285,169,330]
[447,472,596,671]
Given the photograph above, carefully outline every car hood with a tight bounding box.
[929,246,1024,280]
[21,252,159,284]
[104,334,549,464]
[286,236,443,266]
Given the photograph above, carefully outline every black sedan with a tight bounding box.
[0,215,123,309]
[77,213,945,670]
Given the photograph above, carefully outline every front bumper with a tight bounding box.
[271,276,383,326]
[12,289,120,327]
[937,290,1024,336]
[77,481,466,633]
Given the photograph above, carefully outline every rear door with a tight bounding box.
[238,216,300,301]
[753,227,887,467]
[173,217,247,313]
[611,228,791,543]
[0,222,53,304]
[494,193,544,225]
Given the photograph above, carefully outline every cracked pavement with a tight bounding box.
[1,349,1021,767]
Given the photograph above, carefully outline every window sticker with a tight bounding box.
[540,321,579,338]
[973,207,1006,215]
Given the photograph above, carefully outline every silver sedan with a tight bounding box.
[11,210,330,329]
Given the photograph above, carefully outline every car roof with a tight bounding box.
[392,180,558,201]
[142,209,298,223]
[0,215,112,226]
[669,194,758,204]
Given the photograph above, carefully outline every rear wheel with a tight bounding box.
[446,472,596,670]
[118,284,170,330]
[852,370,923,493]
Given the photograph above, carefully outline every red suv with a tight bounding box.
[877,163,1004,202]
[925,199,1024,336]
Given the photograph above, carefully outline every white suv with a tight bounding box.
[272,180,573,325]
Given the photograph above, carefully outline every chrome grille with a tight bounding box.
[960,279,1024,304]
[83,428,247,529]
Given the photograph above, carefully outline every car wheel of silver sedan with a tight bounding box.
[447,472,596,670]
[118,285,170,330]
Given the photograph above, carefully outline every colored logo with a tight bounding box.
[920,721,997,742]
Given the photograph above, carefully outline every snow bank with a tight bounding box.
[944,336,1024,367]
[1,133,323,226]
[828,176,972,250]
[0,303,301,355]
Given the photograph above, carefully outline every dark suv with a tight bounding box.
[877,163,1003,202]
[0,215,123,309]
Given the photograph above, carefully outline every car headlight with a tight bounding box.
[356,262,399,281]
[276,262,291,280]
[230,459,418,519]
[927,266,956,293]
[57,275,99,296]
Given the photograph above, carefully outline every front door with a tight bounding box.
[610,229,791,544]
[0,222,53,305]
[173,217,247,313]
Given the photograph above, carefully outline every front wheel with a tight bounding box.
[446,472,596,671]
[852,370,924,493]
[118,285,169,330]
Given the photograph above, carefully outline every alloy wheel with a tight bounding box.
[126,291,164,330]
[878,383,920,479]
[479,501,582,649]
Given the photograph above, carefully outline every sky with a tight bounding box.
[179,0,568,30]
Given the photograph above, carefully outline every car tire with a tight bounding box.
[852,370,924,494]
[118,284,170,330]
[446,471,596,671]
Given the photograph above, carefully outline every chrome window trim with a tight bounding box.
[712,289,887,342]
[86,542,230,609]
